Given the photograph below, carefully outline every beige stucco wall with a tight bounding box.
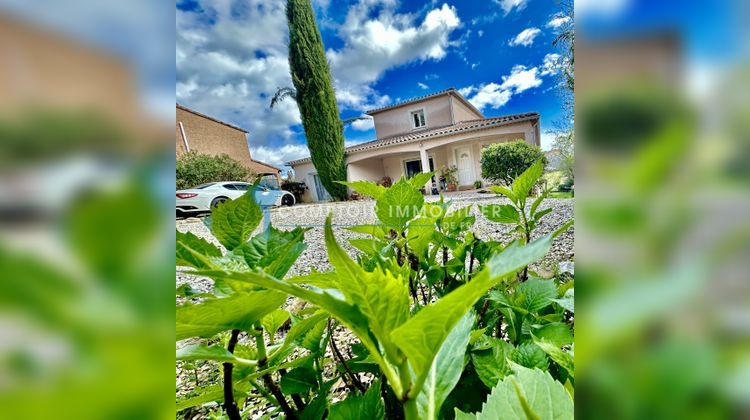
[372,95,453,139]
[451,96,483,123]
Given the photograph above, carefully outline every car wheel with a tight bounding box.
[211,196,228,209]
[281,194,295,206]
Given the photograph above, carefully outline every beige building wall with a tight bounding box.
[176,106,280,179]
[451,97,483,123]
[371,95,453,139]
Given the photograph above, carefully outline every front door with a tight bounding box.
[455,146,473,186]
[312,174,332,202]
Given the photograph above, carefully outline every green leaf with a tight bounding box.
[280,365,318,395]
[529,189,549,216]
[338,180,386,199]
[510,342,548,370]
[287,271,339,289]
[532,207,553,223]
[375,177,424,229]
[442,205,476,232]
[391,235,552,397]
[197,269,391,390]
[471,337,514,388]
[416,312,474,420]
[349,238,387,255]
[511,159,544,205]
[209,191,263,251]
[176,291,285,340]
[176,383,251,411]
[324,215,410,360]
[488,185,517,203]
[261,309,290,336]
[531,322,572,347]
[552,289,574,313]
[408,171,436,189]
[176,230,221,269]
[234,226,307,278]
[480,204,520,224]
[300,392,328,420]
[176,344,256,366]
[516,278,558,313]
[299,314,328,353]
[344,224,387,239]
[533,338,574,378]
[407,216,437,255]
[328,380,385,420]
[455,363,573,419]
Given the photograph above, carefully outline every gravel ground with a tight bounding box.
[176,193,573,417]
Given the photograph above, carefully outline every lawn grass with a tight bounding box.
[549,191,573,199]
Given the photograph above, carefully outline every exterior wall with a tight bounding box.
[451,96,484,123]
[176,106,280,180]
[348,158,384,182]
[372,95,453,139]
[291,162,317,203]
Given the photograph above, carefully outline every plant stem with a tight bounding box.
[222,329,242,420]
[255,323,297,419]
[327,319,366,393]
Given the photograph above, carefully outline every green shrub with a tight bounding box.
[176,151,252,190]
[480,140,547,185]
[176,164,574,420]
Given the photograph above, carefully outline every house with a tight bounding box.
[288,88,540,202]
[176,104,281,182]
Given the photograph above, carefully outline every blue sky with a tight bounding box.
[176,0,572,167]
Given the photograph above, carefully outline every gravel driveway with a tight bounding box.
[177,193,573,290]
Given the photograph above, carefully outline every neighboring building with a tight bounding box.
[176,104,281,181]
[288,88,540,202]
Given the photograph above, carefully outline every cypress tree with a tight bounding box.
[286,0,348,200]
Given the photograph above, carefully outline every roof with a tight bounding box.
[248,158,282,174]
[287,112,539,166]
[176,103,248,133]
[365,87,484,119]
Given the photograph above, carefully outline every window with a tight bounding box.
[222,184,238,190]
[404,157,435,179]
[411,110,426,129]
[232,183,251,191]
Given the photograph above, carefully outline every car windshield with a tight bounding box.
[194,183,216,189]
[258,175,280,190]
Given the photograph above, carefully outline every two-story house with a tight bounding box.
[288,88,540,202]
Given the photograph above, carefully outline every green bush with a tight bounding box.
[176,164,574,419]
[480,140,547,185]
[176,151,252,190]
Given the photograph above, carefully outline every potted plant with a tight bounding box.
[441,165,458,192]
[473,180,482,189]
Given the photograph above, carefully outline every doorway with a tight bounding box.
[455,146,473,186]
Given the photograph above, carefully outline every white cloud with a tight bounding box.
[493,0,528,15]
[252,144,311,167]
[350,116,375,131]
[540,131,556,151]
[177,0,301,150]
[509,27,541,47]
[417,82,429,89]
[466,83,512,110]
[500,65,542,92]
[540,53,562,76]
[461,65,543,111]
[546,15,571,28]
[478,30,484,37]
[326,2,461,109]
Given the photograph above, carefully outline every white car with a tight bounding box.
[176,181,295,214]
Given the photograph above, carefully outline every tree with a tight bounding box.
[285,0,347,200]
[176,152,252,190]
[480,140,547,185]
